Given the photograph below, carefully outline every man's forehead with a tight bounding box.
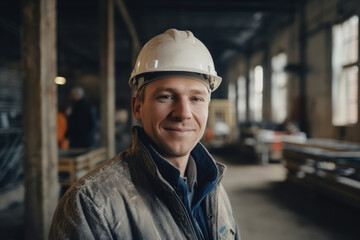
[146,77,210,94]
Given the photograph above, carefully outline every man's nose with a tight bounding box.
[171,99,192,120]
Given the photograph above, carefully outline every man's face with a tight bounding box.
[133,77,210,160]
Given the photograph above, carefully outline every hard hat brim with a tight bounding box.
[130,71,222,92]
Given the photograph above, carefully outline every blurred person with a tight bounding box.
[277,117,300,135]
[57,102,69,150]
[66,86,97,148]
[50,29,240,239]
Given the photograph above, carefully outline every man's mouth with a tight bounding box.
[163,127,194,133]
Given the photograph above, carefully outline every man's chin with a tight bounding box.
[161,147,192,159]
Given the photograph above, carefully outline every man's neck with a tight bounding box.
[164,154,189,177]
[136,127,192,177]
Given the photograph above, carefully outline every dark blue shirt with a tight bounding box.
[137,127,219,239]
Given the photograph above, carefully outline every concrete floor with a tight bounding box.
[217,154,360,240]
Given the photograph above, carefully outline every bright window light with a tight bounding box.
[332,15,358,126]
[271,52,288,123]
[249,65,263,121]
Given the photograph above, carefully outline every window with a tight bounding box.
[249,65,263,121]
[271,53,288,123]
[228,83,236,102]
[332,15,359,126]
[237,76,246,122]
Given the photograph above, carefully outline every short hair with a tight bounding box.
[133,85,146,103]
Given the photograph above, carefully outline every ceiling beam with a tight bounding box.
[125,0,298,13]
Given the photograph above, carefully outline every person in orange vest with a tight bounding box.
[57,103,69,150]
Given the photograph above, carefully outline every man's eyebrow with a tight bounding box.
[190,89,208,95]
[153,87,175,93]
[153,87,208,95]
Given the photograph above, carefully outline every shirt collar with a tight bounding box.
[185,155,197,193]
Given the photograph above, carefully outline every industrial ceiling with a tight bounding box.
[0,0,299,84]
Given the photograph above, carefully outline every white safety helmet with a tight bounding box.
[129,29,222,92]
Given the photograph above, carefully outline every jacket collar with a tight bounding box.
[136,127,181,188]
[129,126,225,190]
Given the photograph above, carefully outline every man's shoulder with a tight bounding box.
[68,154,134,201]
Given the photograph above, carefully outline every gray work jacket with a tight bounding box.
[49,128,240,240]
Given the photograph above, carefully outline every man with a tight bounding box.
[66,87,97,148]
[50,29,240,240]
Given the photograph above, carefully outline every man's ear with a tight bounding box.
[132,96,142,120]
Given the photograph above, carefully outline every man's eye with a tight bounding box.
[191,97,204,102]
[158,95,174,100]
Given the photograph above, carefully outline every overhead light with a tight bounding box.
[55,76,66,85]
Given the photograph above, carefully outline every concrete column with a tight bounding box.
[21,0,58,239]
[298,1,308,134]
[100,0,115,159]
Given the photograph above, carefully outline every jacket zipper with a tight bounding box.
[206,186,219,240]
[172,190,199,240]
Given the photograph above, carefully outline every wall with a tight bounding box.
[303,0,360,140]
[269,24,302,124]
[238,0,360,142]
[305,29,335,138]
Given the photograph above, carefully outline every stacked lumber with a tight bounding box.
[283,139,360,206]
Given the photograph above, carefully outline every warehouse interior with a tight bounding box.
[1,0,360,239]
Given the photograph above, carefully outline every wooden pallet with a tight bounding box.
[58,148,107,186]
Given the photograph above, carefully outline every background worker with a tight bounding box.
[66,86,97,149]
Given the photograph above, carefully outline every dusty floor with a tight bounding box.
[217,154,360,240]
